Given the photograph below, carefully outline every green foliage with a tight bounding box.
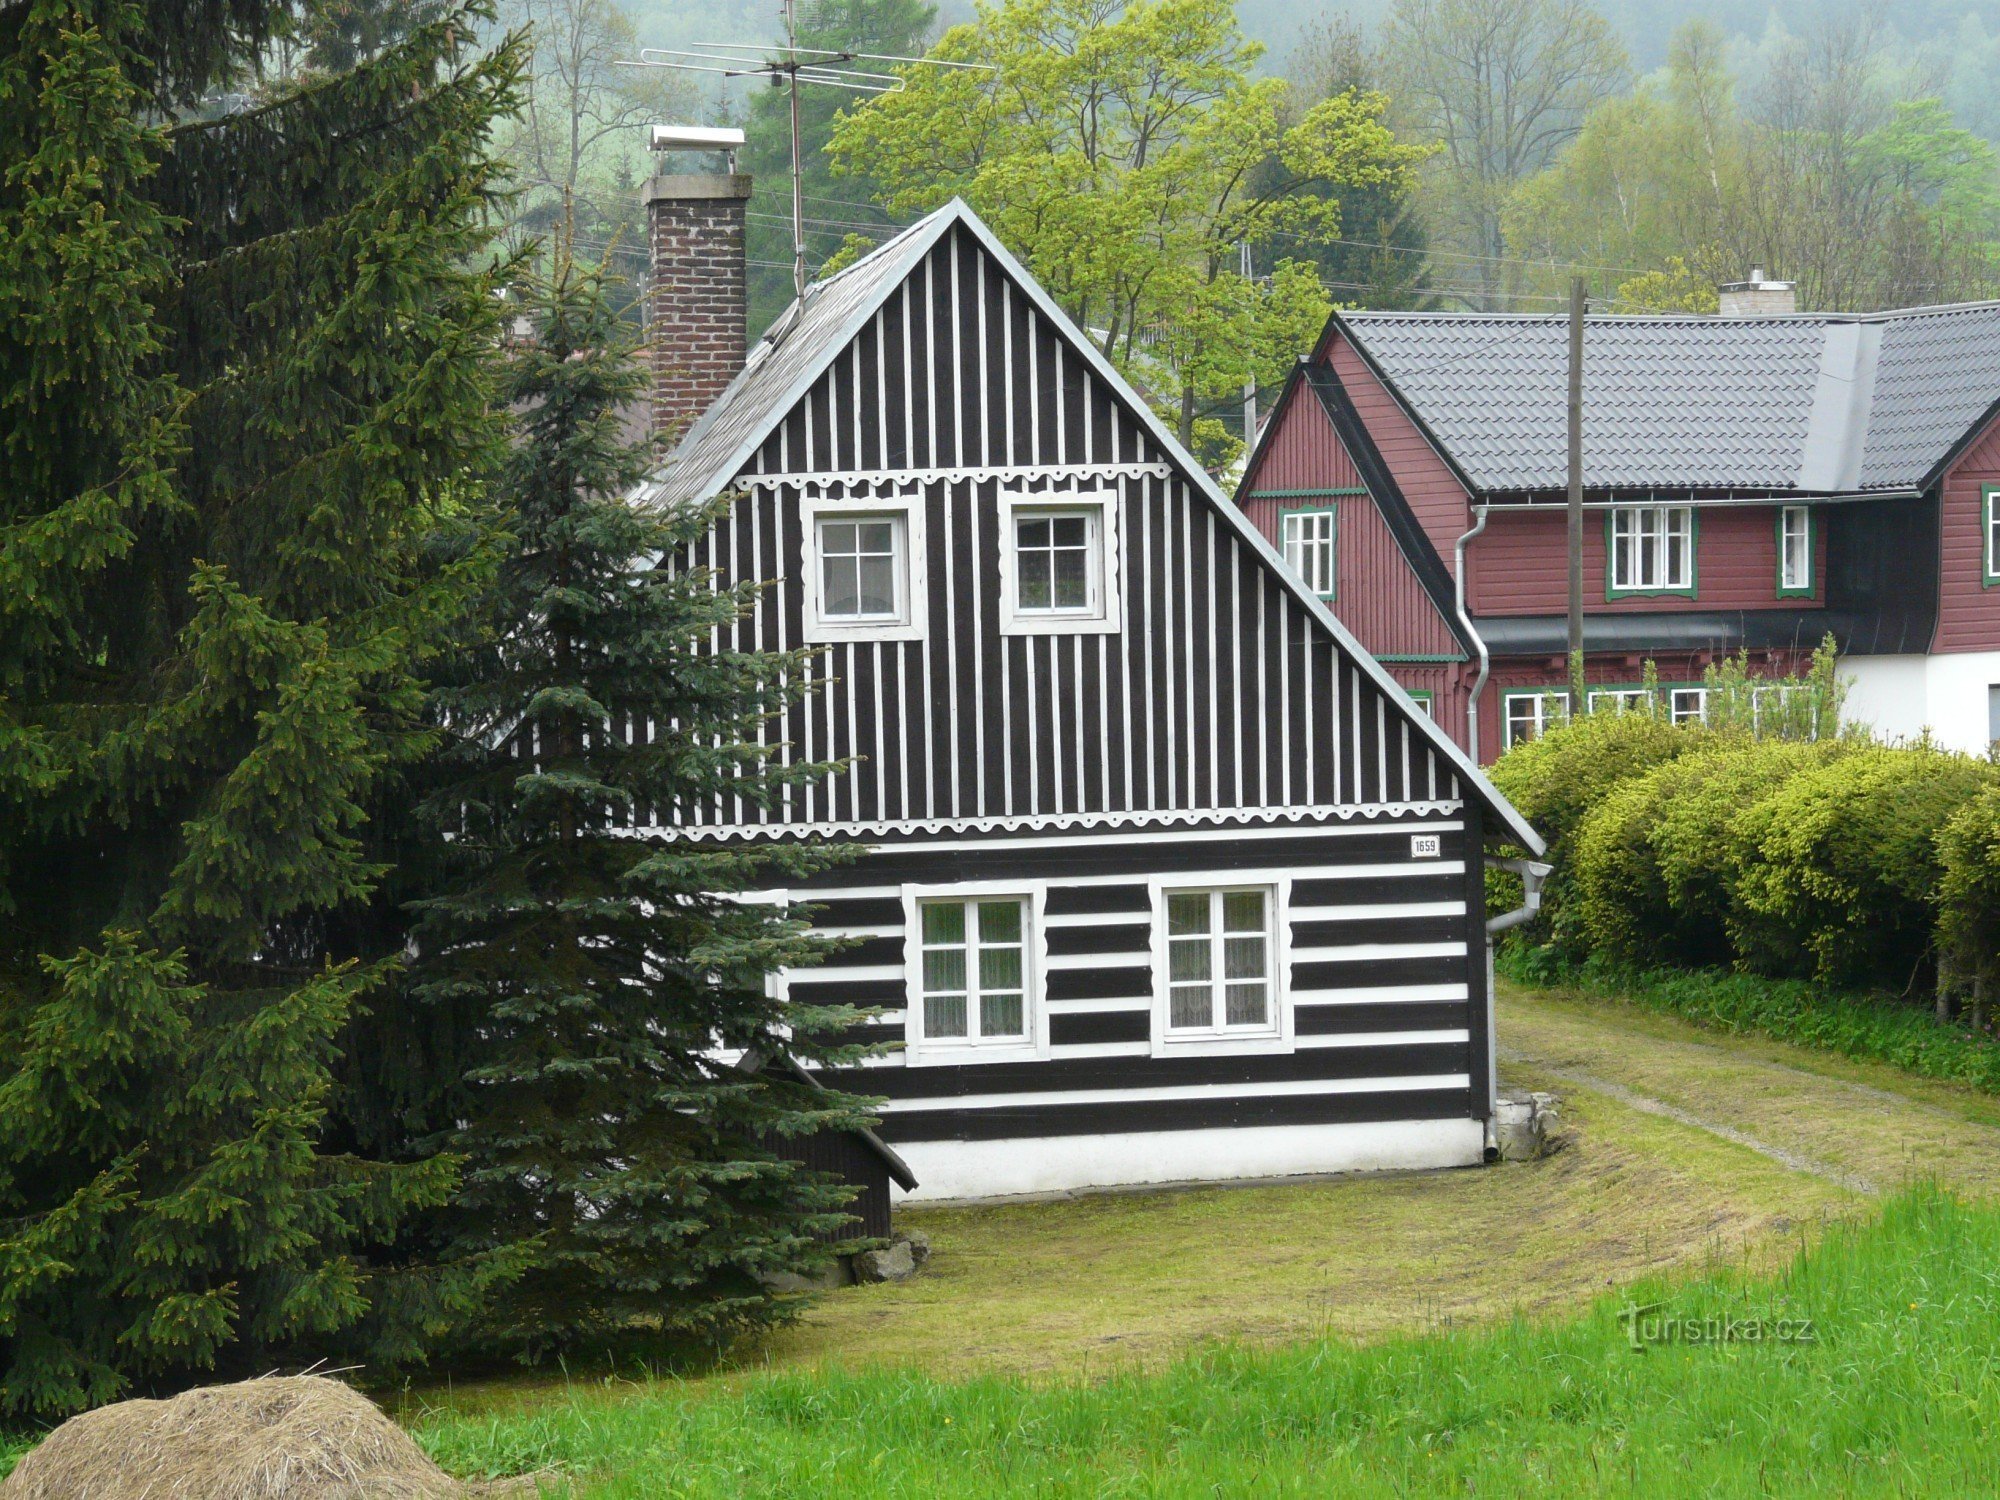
[1700,636,1846,743]
[1728,744,1997,987]
[1485,708,1694,950]
[1938,785,2000,1007]
[0,0,525,1416]
[826,0,1429,459]
[394,243,876,1359]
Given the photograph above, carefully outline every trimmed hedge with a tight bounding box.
[1501,716,2000,1015]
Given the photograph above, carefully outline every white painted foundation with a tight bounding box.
[889,1117,1487,1202]
[1841,652,2000,754]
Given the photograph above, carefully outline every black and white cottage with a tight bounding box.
[640,182,1547,1201]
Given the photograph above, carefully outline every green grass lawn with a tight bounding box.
[412,1186,2000,1497]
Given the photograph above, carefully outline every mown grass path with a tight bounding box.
[406,980,2000,1496]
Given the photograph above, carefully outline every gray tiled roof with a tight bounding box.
[639,202,955,508]
[1338,302,2000,496]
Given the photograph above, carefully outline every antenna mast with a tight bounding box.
[784,0,807,298]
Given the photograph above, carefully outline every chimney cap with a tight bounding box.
[650,124,746,152]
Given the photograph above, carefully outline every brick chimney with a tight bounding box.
[644,136,752,439]
[1717,266,1798,318]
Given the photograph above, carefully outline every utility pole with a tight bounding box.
[785,0,807,300]
[1566,275,1585,722]
[1240,241,1257,443]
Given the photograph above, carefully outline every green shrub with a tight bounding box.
[1938,784,2000,1014]
[1487,711,1702,950]
[1571,771,1682,968]
[1642,738,1846,967]
[1729,743,1998,987]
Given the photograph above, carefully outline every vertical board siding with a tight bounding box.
[665,223,1460,832]
[1471,504,1828,616]
[1325,336,1473,562]
[1239,485,1464,661]
[1243,384,1364,491]
[1936,412,2000,652]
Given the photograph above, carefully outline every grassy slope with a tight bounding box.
[417,1187,2000,1497]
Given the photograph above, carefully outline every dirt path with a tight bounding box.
[1497,980,2000,1203]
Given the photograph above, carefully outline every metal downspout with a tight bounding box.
[1481,856,1553,1153]
[1454,505,1491,762]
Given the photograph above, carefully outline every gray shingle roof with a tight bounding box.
[639,202,956,508]
[1337,302,2000,496]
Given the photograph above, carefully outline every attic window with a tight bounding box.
[998,489,1121,635]
[800,492,928,642]
[1985,487,2000,587]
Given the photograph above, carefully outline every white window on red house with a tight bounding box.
[1986,487,2000,585]
[1588,688,1653,716]
[1779,506,1812,594]
[1609,506,1694,594]
[1670,687,1708,725]
[1503,690,1569,747]
[1280,509,1337,598]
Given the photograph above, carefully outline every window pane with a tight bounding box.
[1170,985,1211,1029]
[1221,890,1265,932]
[1169,936,1211,984]
[1053,546,1089,607]
[1225,981,1268,1027]
[821,520,856,554]
[980,991,1024,1037]
[923,903,965,945]
[1018,517,1050,548]
[923,947,965,994]
[824,556,860,616]
[1019,550,1051,610]
[979,943,1022,993]
[858,555,897,615]
[1223,935,1266,980]
[1167,892,1209,936]
[858,521,895,554]
[925,992,967,1038]
[977,900,1021,943]
[1052,516,1087,547]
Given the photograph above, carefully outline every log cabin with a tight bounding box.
[638,164,1545,1202]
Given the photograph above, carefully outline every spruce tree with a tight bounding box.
[0,1,525,1415]
[401,242,876,1356]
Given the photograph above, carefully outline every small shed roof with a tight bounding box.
[1332,301,2000,497]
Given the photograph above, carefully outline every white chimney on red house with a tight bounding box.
[644,126,752,439]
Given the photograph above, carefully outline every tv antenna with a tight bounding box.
[620,2,989,301]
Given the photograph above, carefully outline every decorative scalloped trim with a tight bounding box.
[735,461,1172,493]
[656,802,1466,842]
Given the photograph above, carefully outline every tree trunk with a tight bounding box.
[1178,380,1196,447]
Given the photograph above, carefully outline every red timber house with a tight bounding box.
[1235,287,2000,761]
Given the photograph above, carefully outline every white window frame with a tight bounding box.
[900,882,1048,1067]
[1669,686,1708,725]
[1588,687,1653,716]
[1406,688,1435,718]
[1751,683,1819,739]
[801,491,928,643]
[1609,505,1695,594]
[1148,878,1293,1057]
[1280,508,1337,599]
[997,488,1122,635]
[1502,689,1569,748]
[1778,505,1813,594]
[1985,486,2000,587]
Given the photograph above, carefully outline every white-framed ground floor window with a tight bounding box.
[904,890,1045,1065]
[1150,881,1291,1055]
[1502,689,1570,747]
